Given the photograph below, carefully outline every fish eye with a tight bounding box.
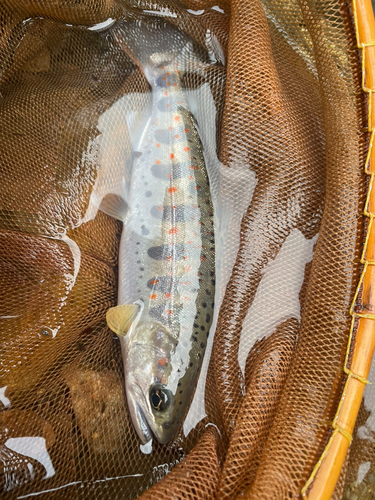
[149,385,172,412]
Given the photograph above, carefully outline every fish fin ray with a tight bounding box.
[99,194,128,221]
[106,304,139,336]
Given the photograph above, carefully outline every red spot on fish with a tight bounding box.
[177,101,181,104]
[166,310,173,315]
[167,82,171,86]
[156,143,161,147]
[158,357,168,366]
[176,70,179,74]
[162,77,166,81]
[188,175,193,180]
[184,147,190,152]
[165,293,172,299]
[174,83,177,86]
[169,126,172,130]
[184,129,190,133]
[183,256,188,260]
[195,185,201,190]
[201,255,206,262]
[189,166,198,170]
[187,241,192,244]
[164,91,168,96]
[162,66,165,69]
[150,280,159,285]
[166,104,170,108]
[166,256,173,262]
[167,173,172,179]
[185,266,191,272]
[175,134,180,139]
[156,160,161,164]
[169,227,178,235]
[166,72,170,75]
[150,294,157,300]
[183,296,190,301]
[157,206,163,211]
[170,153,175,160]
[174,116,180,122]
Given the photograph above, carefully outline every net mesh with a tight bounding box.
[0,0,370,499]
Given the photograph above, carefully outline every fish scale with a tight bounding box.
[106,56,215,444]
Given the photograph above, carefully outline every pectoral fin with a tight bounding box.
[99,194,128,221]
[106,304,139,337]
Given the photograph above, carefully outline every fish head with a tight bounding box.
[124,321,181,445]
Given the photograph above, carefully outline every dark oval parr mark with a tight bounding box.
[148,243,185,261]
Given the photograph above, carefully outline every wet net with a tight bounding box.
[0,0,372,499]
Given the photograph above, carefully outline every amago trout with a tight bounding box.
[105,27,215,445]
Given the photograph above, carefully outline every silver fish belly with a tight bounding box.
[106,57,215,444]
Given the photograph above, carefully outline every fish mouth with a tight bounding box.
[133,402,153,445]
[130,396,177,445]
[134,402,175,445]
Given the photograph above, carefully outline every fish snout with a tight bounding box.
[125,384,153,444]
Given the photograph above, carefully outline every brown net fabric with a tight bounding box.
[343,356,375,498]
[0,0,369,499]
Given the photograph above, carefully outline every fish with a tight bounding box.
[105,24,215,445]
